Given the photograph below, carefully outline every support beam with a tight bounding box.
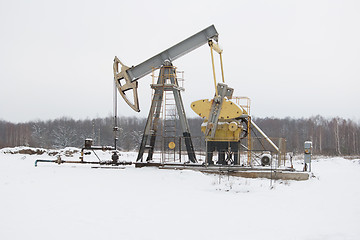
[251,120,280,152]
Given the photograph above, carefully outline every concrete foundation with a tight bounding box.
[200,169,310,181]
[135,162,310,181]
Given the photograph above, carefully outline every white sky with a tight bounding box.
[1,0,359,123]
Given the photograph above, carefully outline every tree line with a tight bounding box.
[0,115,359,156]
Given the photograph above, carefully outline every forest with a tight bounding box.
[0,115,359,156]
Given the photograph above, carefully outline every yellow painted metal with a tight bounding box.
[210,45,218,96]
[191,99,243,120]
[219,53,225,83]
[229,121,238,131]
[215,99,243,120]
[191,99,211,118]
[201,121,243,141]
[209,40,225,87]
[168,142,176,149]
[211,41,223,54]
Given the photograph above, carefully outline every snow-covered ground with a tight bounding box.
[1,147,359,240]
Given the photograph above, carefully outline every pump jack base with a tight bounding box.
[135,162,310,181]
[91,166,125,170]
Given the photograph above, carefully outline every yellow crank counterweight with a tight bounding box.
[190,99,243,120]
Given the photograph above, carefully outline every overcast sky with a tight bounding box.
[1,0,359,123]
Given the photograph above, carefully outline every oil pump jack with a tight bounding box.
[34,26,292,173]
[113,25,219,163]
[114,25,281,166]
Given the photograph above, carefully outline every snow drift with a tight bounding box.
[0,147,359,240]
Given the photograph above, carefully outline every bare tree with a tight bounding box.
[52,125,78,148]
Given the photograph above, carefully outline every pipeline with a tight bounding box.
[34,158,132,167]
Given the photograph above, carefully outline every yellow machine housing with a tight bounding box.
[191,98,246,141]
[200,120,244,141]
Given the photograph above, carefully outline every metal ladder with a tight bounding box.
[136,64,196,163]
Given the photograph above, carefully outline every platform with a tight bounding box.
[135,162,310,181]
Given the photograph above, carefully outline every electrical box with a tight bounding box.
[304,141,312,171]
[85,138,93,149]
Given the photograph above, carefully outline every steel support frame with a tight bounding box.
[136,62,196,163]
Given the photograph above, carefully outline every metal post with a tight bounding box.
[219,53,225,83]
[113,79,118,150]
[210,45,218,96]
[179,137,181,163]
[247,116,252,166]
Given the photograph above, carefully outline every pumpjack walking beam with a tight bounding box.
[113,25,218,112]
[114,25,219,163]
